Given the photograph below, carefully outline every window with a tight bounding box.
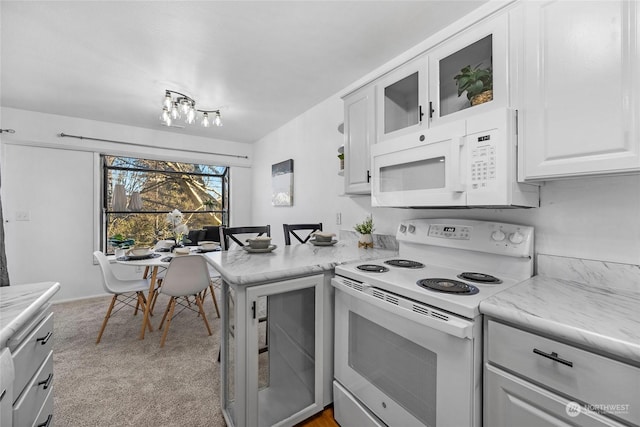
[102,155,228,253]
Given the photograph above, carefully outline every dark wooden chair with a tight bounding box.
[202,225,221,242]
[283,223,323,245]
[219,225,271,251]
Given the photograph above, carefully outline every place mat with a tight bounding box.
[116,253,162,261]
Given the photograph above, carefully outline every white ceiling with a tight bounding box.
[1,1,486,144]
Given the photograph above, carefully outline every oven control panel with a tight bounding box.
[397,218,534,258]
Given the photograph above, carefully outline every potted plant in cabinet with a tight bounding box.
[453,63,493,106]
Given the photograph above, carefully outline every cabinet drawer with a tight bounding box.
[32,386,53,427]
[12,312,54,396]
[487,320,640,425]
[13,351,53,427]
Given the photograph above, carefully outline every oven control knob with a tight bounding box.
[509,231,525,244]
[399,224,407,233]
[407,225,416,233]
[491,230,506,241]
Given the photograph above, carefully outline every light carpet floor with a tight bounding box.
[52,292,226,426]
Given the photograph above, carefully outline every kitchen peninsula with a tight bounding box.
[203,241,396,427]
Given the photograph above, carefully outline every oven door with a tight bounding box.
[333,278,478,427]
[371,120,467,207]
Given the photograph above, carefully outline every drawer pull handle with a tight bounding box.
[38,373,53,390]
[36,331,53,345]
[533,348,573,367]
[37,414,53,427]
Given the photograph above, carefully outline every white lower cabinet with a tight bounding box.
[518,0,640,180]
[6,306,55,427]
[484,320,640,427]
[221,274,328,427]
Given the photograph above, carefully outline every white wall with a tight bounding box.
[250,98,346,247]
[251,94,640,266]
[1,108,253,301]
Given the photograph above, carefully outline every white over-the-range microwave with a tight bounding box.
[371,108,539,208]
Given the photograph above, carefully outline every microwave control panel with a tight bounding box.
[468,130,497,191]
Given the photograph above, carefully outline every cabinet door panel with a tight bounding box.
[429,13,509,126]
[375,57,428,141]
[344,86,375,194]
[521,0,640,179]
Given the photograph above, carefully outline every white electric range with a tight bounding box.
[332,218,534,427]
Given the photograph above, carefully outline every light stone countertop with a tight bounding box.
[202,241,397,286]
[480,255,640,364]
[0,282,60,349]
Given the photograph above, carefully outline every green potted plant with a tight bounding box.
[354,216,374,248]
[337,152,345,170]
[453,63,493,106]
[203,199,216,211]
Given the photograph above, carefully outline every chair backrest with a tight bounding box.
[93,251,126,294]
[160,255,211,297]
[220,225,271,250]
[283,223,323,245]
[203,226,221,242]
[185,229,205,246]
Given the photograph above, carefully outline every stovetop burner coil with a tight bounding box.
[457,272,502,284]
[357,264,390,273]
[384,259,425,269]
[417,278,479,295]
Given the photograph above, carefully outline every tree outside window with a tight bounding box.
[103,155,228,253]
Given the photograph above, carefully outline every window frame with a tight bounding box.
[101,155,229,252]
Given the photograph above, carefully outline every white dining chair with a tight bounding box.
[93,251,155,344]
[158,255,213,347]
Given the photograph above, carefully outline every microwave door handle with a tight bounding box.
[449,136,465,193]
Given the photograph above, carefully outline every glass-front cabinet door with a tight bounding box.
[238,275,324,427]
[376,57,428,141]
[428,13,508,126]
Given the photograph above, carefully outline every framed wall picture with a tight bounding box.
[272,159,294,206]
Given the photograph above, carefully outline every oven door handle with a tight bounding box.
[333,279,474,339]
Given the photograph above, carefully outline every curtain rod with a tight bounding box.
[57,132,249,159]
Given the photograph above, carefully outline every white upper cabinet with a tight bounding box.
[428,13,510,127]
[518,0,640,180]
[376,57,429,142]
[343,85,375,194]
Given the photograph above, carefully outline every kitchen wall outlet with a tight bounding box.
[15,211,30,221]
[336,212,342,225]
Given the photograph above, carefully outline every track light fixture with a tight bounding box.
[160,90,222,128]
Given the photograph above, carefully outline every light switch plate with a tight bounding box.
[15,211,30,221]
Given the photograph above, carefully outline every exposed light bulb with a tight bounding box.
[170,102,180,120]
[186,107,196,124]
[180,98,191,115]
[163,92,172,109]
[214,111,222,127]
[201,112,211,128]
[161,107,170,123]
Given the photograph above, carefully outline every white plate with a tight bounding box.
[243,244,277,253]
[309,239,338,246]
